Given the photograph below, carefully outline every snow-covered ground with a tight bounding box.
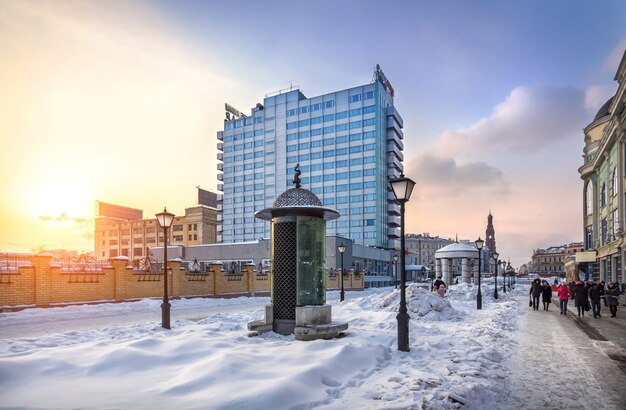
[0,283,526,409]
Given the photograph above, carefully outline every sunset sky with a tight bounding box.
[1,0,625,266]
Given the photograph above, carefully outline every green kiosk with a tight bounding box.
[248,166,348,340]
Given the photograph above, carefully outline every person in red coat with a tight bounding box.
[557,283,570,315]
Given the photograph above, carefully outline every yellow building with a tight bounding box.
[95,204,219,261]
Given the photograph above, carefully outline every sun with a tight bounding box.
[29,181,92,223]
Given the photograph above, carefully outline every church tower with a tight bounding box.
[486,212,496,259]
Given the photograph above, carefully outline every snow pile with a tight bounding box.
[0,288,524,409]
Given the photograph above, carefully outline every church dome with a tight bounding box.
[593,97,613,122]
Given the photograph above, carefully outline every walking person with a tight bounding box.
[529,278,542,311]
[541,280,552,311]
[606,282,621,318]
[588,282,602,318]
[557,282,570,315]
[572,281,589,317]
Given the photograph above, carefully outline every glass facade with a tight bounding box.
[218,76,404,248]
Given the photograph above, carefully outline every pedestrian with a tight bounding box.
[529,278,542,311]
[606,282,621,318]
[588,282,602,318]
[557,283,570,315]
[572,280,589,317]
[437,284,447,298]
[541,280,552,311]
[600,281,607,307]
[433,275,445,292]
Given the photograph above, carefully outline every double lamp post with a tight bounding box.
[389,173,416,353]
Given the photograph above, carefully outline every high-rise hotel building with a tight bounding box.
[216,66,404,249]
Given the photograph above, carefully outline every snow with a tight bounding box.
[0,284,562,408]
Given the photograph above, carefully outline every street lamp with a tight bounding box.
[156,207,175,329]
[492,252,499,300]
[393,254,399,289]
[501,260,507,293]
[389,173,416,352]
[338,243,346,302]
[475,237,484,309]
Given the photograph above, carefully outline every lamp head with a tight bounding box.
[475,237,484,250]
[338,243,346,254]
[389,173,416,203]
[155,207,175,229]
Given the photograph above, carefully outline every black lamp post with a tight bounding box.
[389,173,416,352]
[393,254,399,289]
[493,252,499,300]
[501,260,507,293]
[475,237,484,309]
[338,243,346,302]
[156,207,175,329]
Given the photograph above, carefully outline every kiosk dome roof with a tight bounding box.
[273,188,322,207]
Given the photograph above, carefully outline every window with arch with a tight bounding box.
[601,182,607,207]
[610,167,617,197]
[585,181,594,215]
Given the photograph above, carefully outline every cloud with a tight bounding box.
[39,212,88,224]
[585,84,616,112]
[406,154,508,198]
[437,86,588,157]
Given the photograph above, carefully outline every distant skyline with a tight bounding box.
[1,0,625,266]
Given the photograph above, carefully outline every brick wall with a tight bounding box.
[0,256,365,309]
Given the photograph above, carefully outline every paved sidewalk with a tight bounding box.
[500,296,626,410]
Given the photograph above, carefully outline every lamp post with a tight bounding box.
[475,237,484,309]
[393,254,399,289]
[156,207,175,329]
[501,260,507,293]
[493,252,499,300]
[389,173,416,352]
[338,243,346,302]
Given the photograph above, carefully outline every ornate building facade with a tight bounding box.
[578,48,626,284]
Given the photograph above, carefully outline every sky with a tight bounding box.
[0,0,625,266]
[0,284,624,409]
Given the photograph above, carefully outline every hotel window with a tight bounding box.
[110,240,118,246]
[323,100,334,108]
[601,182,606,207]
[146,237,155,243]
[173,235,183,242]
[134,248,143,257]
[133,228,143,234]
[188,235,193,241]
[611,167,617,197]
[350,94,362,102]
[121,229,130,235]
[133,238,143,244]
[121,239,129,246]
[173,225,183,232]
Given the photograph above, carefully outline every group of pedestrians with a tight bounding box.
[529,279,553,311]
[530,278,622,318]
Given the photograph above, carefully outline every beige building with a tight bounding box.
[405,233,454,269]
[95,205,220,261]
[529,243,583,276]
[578,49,626,284]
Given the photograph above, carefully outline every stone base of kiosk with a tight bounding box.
[294,305,348,341]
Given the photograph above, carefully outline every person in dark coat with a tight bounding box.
[588,283,602,318]
[600,281,607,306]
[572,281,589,317]
[541,280,552,311]
[606,282,621,317]
[433,275,445,292]
[529,278,542,311]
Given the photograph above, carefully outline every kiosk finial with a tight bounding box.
[293,164,302,188]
